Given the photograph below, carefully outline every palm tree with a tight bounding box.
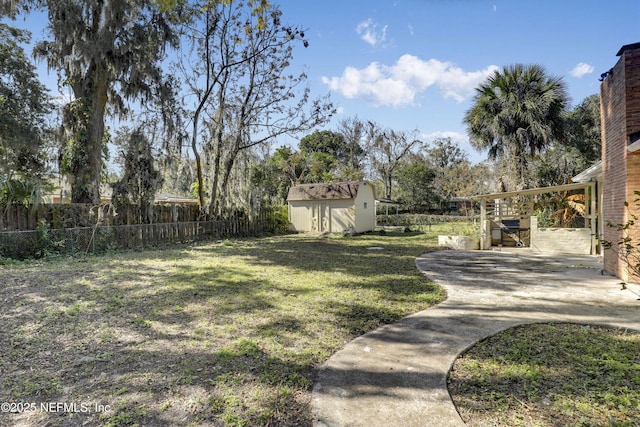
[464,64,568,189]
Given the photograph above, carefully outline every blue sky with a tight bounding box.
[9,0,640,164]
[274,0,640,163]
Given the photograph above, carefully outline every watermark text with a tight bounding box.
[1,401,112,414]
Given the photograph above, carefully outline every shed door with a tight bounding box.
[312,203,330,232]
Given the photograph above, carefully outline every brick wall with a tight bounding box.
[601,43,640,282]
[627,151,640,283]
[625,45,640,283]
[529,216,592,255]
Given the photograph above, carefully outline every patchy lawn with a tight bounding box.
[0,231,443,426]
[448,322,640,427]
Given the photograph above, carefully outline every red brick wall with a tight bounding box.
[602,51,627,278]
[627,150,640,283]
[625,47,640,283]
[602,45,640,282]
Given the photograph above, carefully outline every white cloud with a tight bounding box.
[421,131,468,144]
[356,18,387,47]
[570,62,594,78]
[322,54,498,107]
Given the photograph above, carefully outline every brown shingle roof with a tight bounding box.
[286,181,363,201]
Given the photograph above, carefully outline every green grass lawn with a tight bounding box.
[0,230,444,426]
[448,323,640,427]
[3,226,638,426]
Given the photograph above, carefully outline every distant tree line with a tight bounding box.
[251,118,494,213]
[1,1,601,218]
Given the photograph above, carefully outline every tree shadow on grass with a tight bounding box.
[0,233,445,426]
[2,337,315,426]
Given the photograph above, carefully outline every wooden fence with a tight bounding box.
[0,203,201,231]
[0,208,282,259]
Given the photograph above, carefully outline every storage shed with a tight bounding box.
[287,181,376,233]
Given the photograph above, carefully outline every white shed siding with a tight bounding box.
[288,200,355,232]
[287,181,377,234]
[353,184,376,233]
[288,202,311,232]
[325,200,353,233]
[289,199,356,233]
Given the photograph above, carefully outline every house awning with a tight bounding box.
[375,198,400,206]
[572,161,602,183]
[471,181,594,201]
[472,181,598,253]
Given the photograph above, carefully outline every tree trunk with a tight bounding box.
[69,65,109,204]
[191,115,206,212]
[208,137,222,217]
[218,148,239,216]
[385,174,392,200]
[208,90,227,216]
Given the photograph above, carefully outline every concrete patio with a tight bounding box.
[312,249,640,426]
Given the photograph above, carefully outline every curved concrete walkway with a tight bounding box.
[311,249,640,426]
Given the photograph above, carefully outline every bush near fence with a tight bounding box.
[376,213,478,229]
[0,207,285,259]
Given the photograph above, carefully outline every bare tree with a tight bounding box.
[335,116,367,173]
[364,121,421,200]
[178,0,334,216]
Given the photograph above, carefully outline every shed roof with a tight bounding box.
[287,181,367,201]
